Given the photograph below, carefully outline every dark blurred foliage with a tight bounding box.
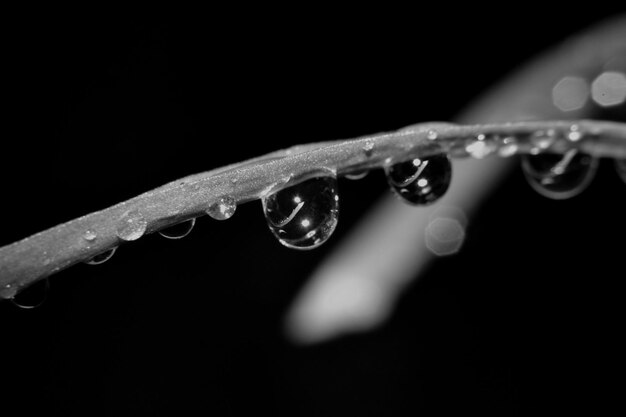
[1,9,625,416]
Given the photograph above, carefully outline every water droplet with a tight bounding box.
[116,210,147,241]
[568,124,582,142]
[11,279,50,309]
[498,136,519,157]
[1,283,18,300]
[427,129,438,140]
[85,247,117,265]
[345,170,368,180]
[158,218,196,239]
[529,129,557,154]
[83,229,97,242]
[616,159,626,184]
[262,171,339,250]
[385,152,452,205]
[521,150,598,199]
[465,134,497,158]
[363,140,375,157]
[206,196,237,220]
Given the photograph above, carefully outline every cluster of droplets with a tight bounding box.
[445,124,624,199]
[6,124,626,309]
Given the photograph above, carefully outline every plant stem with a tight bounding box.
[1,119,625,298]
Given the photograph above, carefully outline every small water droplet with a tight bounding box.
[158,218,196,239]
[521,150,598,199]
[530,129,557,153]
[498,136,519,157]
[83,229,97,242]
[427,129,438,140]
[345,170,368,180]
[363,140,375,157]
[465,134,496,158]
[11,279,50,309]
[85,247,117,265]
[385,152,452,205]
[568,124,582,142]
[262,171,339,250]
[206,196,237,220]
[1,283,18,300]
[116,210,147,241]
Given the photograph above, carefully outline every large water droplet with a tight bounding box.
[616,159,626,184]
[85,247,117,265]
[385,153,452,205]
[206,196,237,220]
[116,210,147,241]
[262,171,339,250]
[158,218,196,240]
[521,150,598,199]
[11,279,50,309]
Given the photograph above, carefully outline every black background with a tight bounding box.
[1,10,625,416]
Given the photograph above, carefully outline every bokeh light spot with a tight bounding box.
[591,71,626,107]
[552,76,590,112]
